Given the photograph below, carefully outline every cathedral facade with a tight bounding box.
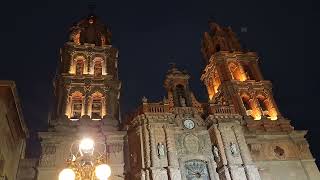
[35,14,320,180]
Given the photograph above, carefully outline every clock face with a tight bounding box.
[184,119,195,129]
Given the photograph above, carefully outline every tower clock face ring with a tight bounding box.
[184,119,195,129]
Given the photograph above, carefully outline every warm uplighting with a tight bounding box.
[79,138,95,155]
[59,168,75,180]
[95,164,112,180]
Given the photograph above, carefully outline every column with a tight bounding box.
[164,127,181,180]
[232,125,261,180]
[143,125,151,180]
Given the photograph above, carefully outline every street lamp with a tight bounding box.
[59,138,111,180]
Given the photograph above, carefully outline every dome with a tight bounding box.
[69,14,111,46]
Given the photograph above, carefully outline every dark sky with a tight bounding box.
[0,0,319,166]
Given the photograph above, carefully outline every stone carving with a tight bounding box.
[185,159,210,179]
[249,143,262,153]
[106,142,123,153]
[39,144,56,167]
[213,145,220,162]
[273,146,285,159]
[142,96,148,103]
[184,134,200,153]
[179,96,186,107]
[157,142,166,158]
[230,142,239,157]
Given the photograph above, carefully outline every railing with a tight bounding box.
[142,102,169,113]
[209,104,236,114]
[125,102,170,124]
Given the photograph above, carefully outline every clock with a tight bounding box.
[183,119,195,129]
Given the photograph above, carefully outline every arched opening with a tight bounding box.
[73,31,81,45]
[241,93,261,120]
[94,61,103,77]
[228,62,246,81]
[242,64,254,80]
[91,92,104,120]
[176,84,188,107]
[257,94,278,120]
[207,77,215,100]
[70,91,83,120]
[213,68,221,93]
[241,94,252,112]
[101,36,106,46]
[75,59,84,76]
[215,44,221,52]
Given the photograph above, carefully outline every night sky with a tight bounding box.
[0,0,319,166]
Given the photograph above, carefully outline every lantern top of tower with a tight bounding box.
[69,14,112,46]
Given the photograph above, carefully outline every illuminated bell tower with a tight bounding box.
[201,22,291,128]
[202,22,319,180]
[51,15,120,123]
[37,14,126,180]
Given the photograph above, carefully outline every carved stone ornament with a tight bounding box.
[273,145,285,159]
[184,134,200,153]
[212,145,221,162]
[157,142,166,158]
[230,142,239,157]
[179,96,186,107]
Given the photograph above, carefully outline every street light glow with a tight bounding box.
[59,168,75,180]
[95,164,112,179]
[79,138,94,155]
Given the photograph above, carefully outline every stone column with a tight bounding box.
[212,124,232,180]
[218,123,247,180]
[232,125,261,180]
[164,127,181,180]
[148,125,159,167]
[143,125,151,180]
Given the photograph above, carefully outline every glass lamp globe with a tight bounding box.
[59,168,75,180]
[95,164,111,180]
[79,138,94,155]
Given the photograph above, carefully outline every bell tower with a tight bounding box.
[51,14,120,124]
[37,14,126,180]
[201,22,291,129]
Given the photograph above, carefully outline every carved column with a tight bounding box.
[232,125,261,180]
[148,125,159,167]
[164,127,181,180]
[218,123,247,180]
[212,124,232,180]
[142,125,151,180]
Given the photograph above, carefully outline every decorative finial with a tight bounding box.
[142,96,148,103]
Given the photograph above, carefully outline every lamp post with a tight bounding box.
[59,138,111,180]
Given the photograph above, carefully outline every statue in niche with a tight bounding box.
[212,145,220,162]
[157,142,165,158]
[230,142,239,157]
[179,96,186,107]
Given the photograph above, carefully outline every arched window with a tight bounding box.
[207,77,215,100]
[94,61,103,77]
[228,62,246,81]
[91,92,103,120]
[70,91,83,120]
[75,60,84,76]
